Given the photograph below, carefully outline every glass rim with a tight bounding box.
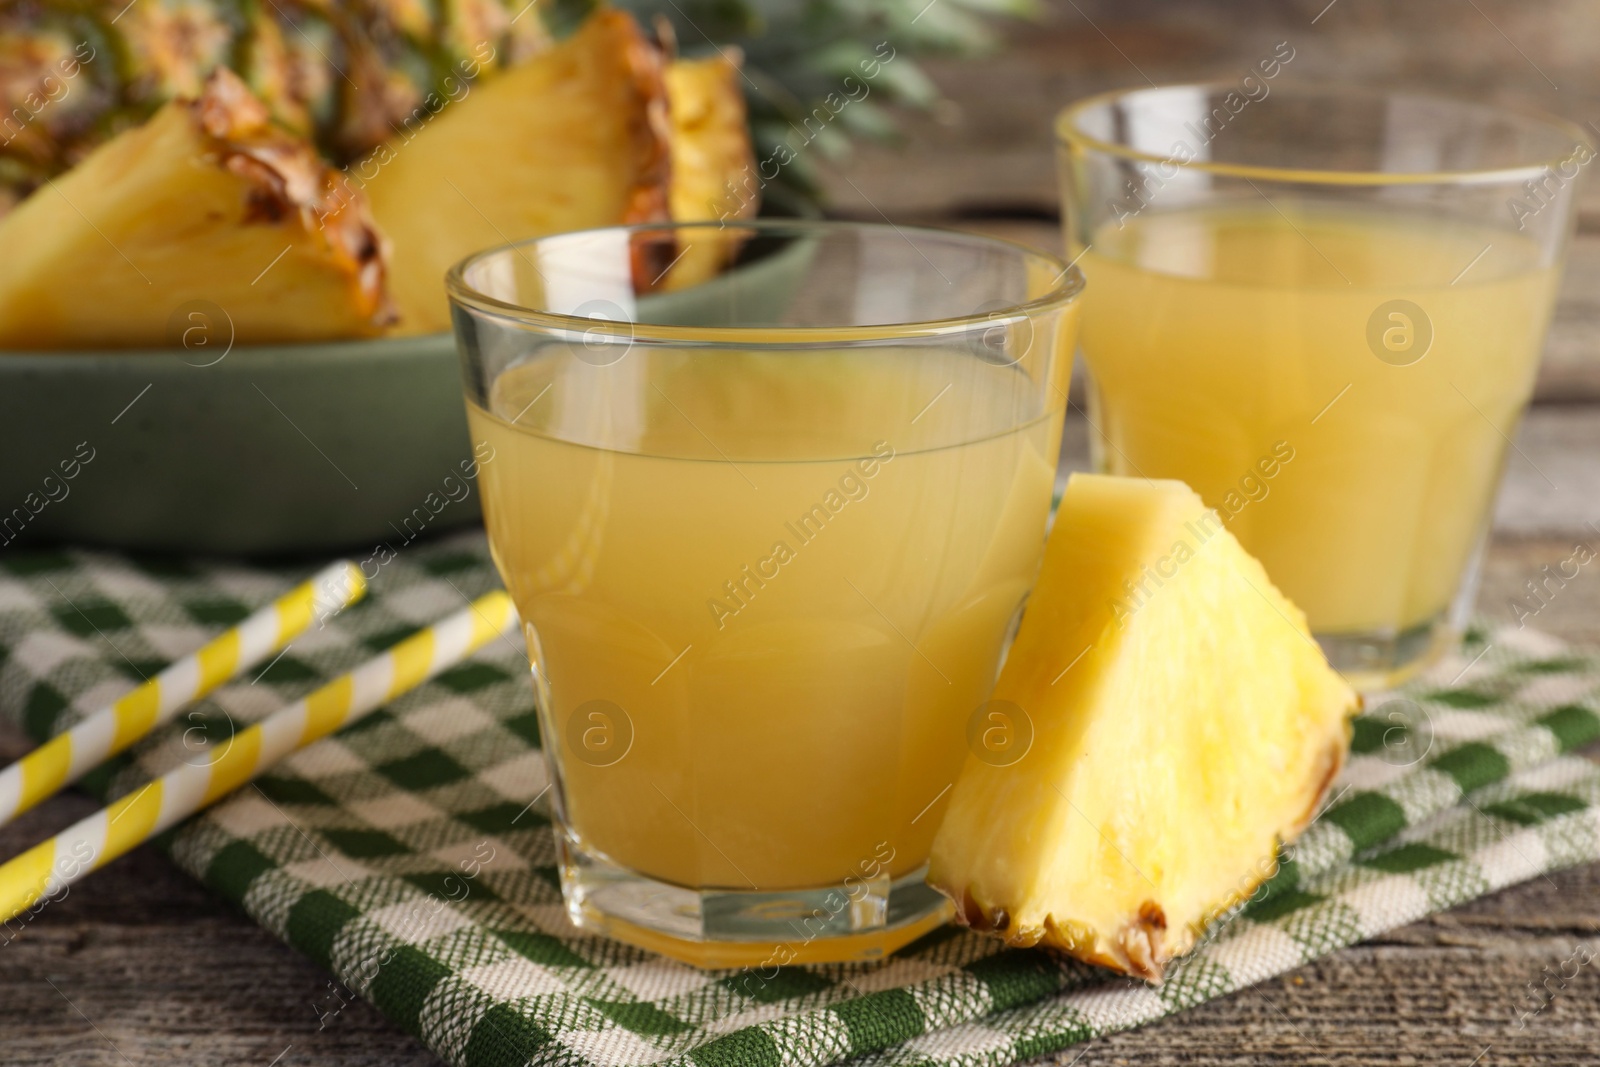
[1055,81,1595,186]
[445,219,1085,346]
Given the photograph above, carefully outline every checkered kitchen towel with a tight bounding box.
[1,531,1598,1067]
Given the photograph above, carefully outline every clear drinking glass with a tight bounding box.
[1057,84,1588,687]
[448,220,1082,966]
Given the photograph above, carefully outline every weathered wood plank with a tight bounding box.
[827,0,1600,401]
[822,0,1600,219]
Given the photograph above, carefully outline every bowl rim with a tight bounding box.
[0,330,455,366]
[445,219,1085,345]
[1055,80,1595,186]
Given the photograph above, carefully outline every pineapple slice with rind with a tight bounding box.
[368,8,672,334]
[0,66,392,348]
[928,473,1358,982]
[660,51,756,290]
[664,52,753,225]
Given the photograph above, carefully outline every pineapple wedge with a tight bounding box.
[0,68,392,348]
[661,52,757,290]
[368,8,672,334]
[928,474,1358,982]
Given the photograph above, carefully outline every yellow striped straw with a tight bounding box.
[0,591,517,924]
[0,560,365,828]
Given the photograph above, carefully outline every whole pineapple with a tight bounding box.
[0,0,549,206]
[3,0,1035,215]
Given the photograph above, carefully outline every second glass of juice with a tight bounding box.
[1057,84,1587,686]
[449,221,1081,966]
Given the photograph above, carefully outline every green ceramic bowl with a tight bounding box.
[0,333,477,556]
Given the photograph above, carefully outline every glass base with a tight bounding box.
[1315,613,1458,691]
[556,830,954,969]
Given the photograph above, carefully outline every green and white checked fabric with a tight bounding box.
[0,532,1597,1067]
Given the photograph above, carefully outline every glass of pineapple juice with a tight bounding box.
[447,221,1082,967]
[1057,84,1588,686]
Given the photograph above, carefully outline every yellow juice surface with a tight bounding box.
[1078,205,1559,635]
[470,348,1063,890]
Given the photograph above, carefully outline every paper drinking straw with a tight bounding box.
[0,591,517,924]
[0,560,365,828]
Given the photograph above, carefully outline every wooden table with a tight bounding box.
[5,1,1600,1062]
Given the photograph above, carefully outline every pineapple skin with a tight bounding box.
[0,0,550,207]
[928,474,1359,982]
[368,8,672,333]
[0,66,393,347]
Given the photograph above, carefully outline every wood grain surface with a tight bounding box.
[4,1,1600,1062]
[827,0,1600,400]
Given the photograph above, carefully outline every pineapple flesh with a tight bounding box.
[367,8,672,334]
[660,51,757,290]
[928,474,1358,982]
[664,52,754,226]
[0,67,392,348]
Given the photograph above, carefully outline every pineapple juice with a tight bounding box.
[469,347,1063,891]
[1078,204,1558,638]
